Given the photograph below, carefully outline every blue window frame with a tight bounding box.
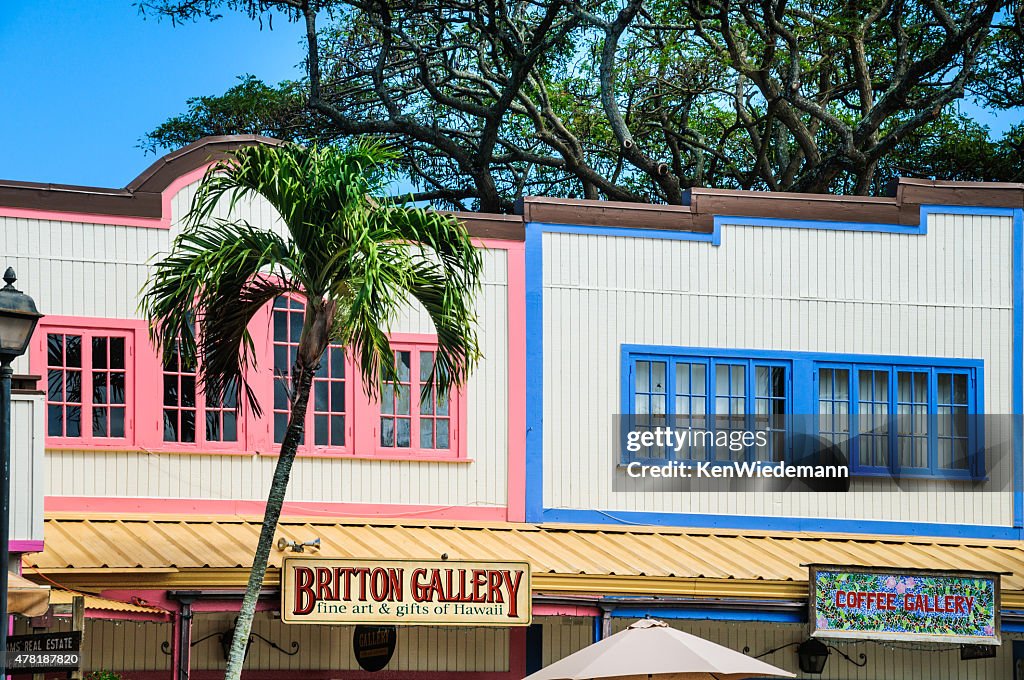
[623,349,791,464]
[623,345,984,480]
[815,364,981,479]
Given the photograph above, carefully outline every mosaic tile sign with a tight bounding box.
[810,566,1000,645]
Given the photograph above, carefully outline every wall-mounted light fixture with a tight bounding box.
[277,537,321,553]
[744,637,866,675]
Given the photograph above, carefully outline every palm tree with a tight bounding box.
[141,140,483,680]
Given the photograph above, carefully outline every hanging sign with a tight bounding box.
[809,565,1000,645]
[281,557,531,626]
[5,631,82,675]
[353,625,397,672]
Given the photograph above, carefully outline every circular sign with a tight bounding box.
[353,625,397,672]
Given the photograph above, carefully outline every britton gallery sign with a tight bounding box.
[281,557,532,626]
[810,565,1000,645]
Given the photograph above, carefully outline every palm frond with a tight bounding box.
[141,218,299,415]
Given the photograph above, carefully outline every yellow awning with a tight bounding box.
[47,588,168,617]
[25,514,1024,607]
[8,572,50,617]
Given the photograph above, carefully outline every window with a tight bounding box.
[624,350,790,463]
[623,346,983,480]
[379,346,453,453]
[816,364,980,478]
[162,331,239,446]
[45,329,131,444]
[35,312,464,460]
[271,297,352,452]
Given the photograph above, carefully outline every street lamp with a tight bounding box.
[0,267,42,677]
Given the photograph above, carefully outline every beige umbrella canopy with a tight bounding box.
[523,619,794,680]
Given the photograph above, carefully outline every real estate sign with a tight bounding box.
[281,557,531,626]
[809,565,1000,645]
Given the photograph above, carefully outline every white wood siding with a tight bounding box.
[540,616,1018,680]
[1,180,510,510]
[542,213,1015,526]
[10,393,44,542]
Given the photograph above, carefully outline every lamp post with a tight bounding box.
[0,268,42,678]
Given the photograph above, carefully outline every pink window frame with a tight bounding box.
[33,318,139,450]
[366,333,467,461]
[246,297,357,457]
[153,331,252,454]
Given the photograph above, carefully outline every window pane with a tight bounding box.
[420,351,434,382]
[92,337,107,368]
[396,418,411,447]
[436,419,450,449]
[421,418,434,449]
[382,384,394,415]
[92,407,107,437]
[954,374,968,404]
[110,337,124,369]
[938,373,951,404]
[223,412,237,442]
[164,375,178,406]
[274,310,287,342]
[315,414,328,445]
[331,415,344,446]
[651,362,666,392]
[65,336,81,368]
[397,351,411,382]
[420,387,434,415]
[109,372,125,405]
[93,372,107,404]
[48,405,63,436]
[289,308,303,342]
[274,412,288,444]
[330,348,345,378]
[180,376,195,408]
[274,380,289,410]
[315,382,328,411]
[716,365,728,394]
[48,370,62,401]
[206,411,220,442]
[47,334,63,367]
[181,409,195,443]
[381,417,394,447]
[110,407,125,438]
[396,385,411,415]
[636,361,650,392]
[331,381,345,412]
[65,371,81,403]
[66,406,81,437]
[164,409,178,441]
[676,363,690,394]
[437,393,449,416]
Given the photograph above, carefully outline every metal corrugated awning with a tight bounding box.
[8,572,50,617]
[24,514,1024,607]
[47,588,168,617]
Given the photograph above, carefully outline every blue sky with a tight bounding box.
[0,3,1020,188]
[0,2,304,186]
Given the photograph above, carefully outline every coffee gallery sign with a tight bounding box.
[281,557,531,626]
[810,565,1000,645]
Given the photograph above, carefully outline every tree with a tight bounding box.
[141,140,483,680]
[139,0,1020,210]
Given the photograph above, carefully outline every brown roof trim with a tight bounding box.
[0,135,525,240]
[2,134,1020,237]
[0,135,283,220]
[521,179,1024,232]
[445,212,524,241]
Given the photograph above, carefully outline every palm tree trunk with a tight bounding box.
[223,363,316,680]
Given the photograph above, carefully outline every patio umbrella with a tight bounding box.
[523,618,795,680]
